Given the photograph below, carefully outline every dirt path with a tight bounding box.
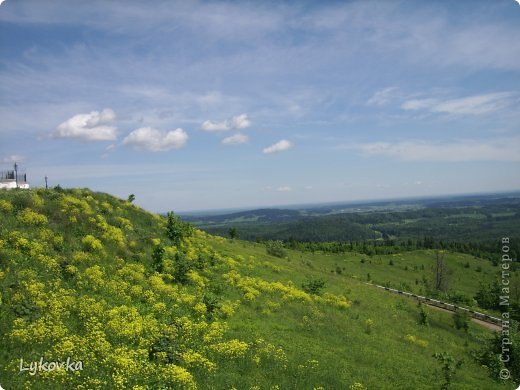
[426,304,501,332]
[364,282,502,332]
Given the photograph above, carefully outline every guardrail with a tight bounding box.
[367,283,502,327]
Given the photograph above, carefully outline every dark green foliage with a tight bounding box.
[453,310,470,332]
[203,292,221,319]
[173,252,191,284]
[301,278,326,295]
[433,352,463,390]
[228,227,238,239]
[475,322,519,382]
[152,245,165,272]
[189,195,520,265]
[475,282,501,310]
[12,298,39,320]
[166,211,193,247]
[418,304,429,326]
[265,240,287,258]
[127,194,135,203]
[149,336,181,364]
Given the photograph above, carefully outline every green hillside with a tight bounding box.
[0,188,518,389]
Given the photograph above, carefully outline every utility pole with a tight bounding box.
[45,175,48,190]
[14,162,18,188]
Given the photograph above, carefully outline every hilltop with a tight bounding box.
[0,188,518,389]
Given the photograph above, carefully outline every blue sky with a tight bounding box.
[1,0,519,212]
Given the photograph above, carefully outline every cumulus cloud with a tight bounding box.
[221,133,249,145]
[53,108,118,141]
[353,137,520,162]
[263,139,293,154]
[123,127,188,152]
[201,113,251,132]
[401,92,513,115]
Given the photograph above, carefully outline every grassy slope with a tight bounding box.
[0,188,516,389]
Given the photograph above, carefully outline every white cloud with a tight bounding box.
[276,186,292,192]
[53,108,118,141]
[401,98,438,111]
[401,92,514,115]
[367,87,398,106]
[229,113,251,129]
[354,137,520,162]
[2,155,25,163]
[221,133,249,145]
[263,139,293,154]
[200,120,229,132]
[123,127,188,152]
[201,113,251,132]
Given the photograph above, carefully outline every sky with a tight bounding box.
[1,0,519,213]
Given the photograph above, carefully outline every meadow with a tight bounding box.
[0,188,517,389]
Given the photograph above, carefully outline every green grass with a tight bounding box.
[205,237,511,389]
[0,188,517,389]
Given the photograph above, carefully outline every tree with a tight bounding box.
[265,240,287,258]
[301,278,326,295]
[433,352,463,390]
[453,310,469,332]
[166,211,193,247]
[127,194,136,203]
[152,245,165,273]
[418,303,429,326]
[433,250,450,292]
[228,227,238,240]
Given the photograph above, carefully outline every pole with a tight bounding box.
[45,176,48,190]
[14,162,18,188]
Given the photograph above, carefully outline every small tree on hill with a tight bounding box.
[166,211,193,247]
[152,245,165,273]
[228,227,238,240]
[432,250,451,292]
[433,352,463,390]
[301,278,326,295]
[453,310,469,332]
[266,240,287,258]
[418,303,429,326]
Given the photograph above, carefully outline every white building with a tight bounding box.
[0,164,30,189]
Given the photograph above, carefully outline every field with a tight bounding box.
[0,188,518,389]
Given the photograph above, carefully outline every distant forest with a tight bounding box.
[183,194,520,262]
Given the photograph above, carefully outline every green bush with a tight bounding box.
[453,310,469,332]
[266,240,287,258]
[301,278,326,295]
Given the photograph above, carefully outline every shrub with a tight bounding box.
[17,208,48,225]
[433,352,463,390]
[0,199,13,213]
[166,211,193,246]
[173,252,192,284]
[418,304,429,326]
[82,235,104,252]
[266,240,287,258]
[152,245,165,272]
[301,278,326,295]
[364,319,374,334]
[453,310,470,332]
